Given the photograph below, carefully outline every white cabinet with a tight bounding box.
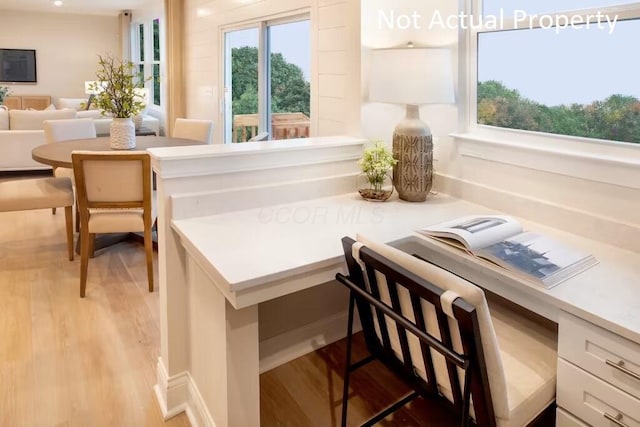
[557,312,640,426]
[557,408,589,427]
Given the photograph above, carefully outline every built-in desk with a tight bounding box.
[149,137,640,427]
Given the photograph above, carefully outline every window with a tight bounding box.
[223,16,310,143]
[470,1,640,145]
[132,18,162,108]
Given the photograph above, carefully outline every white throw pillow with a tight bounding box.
[0,108,8,130]
[9,108,77,130]
[56,98,87,111]
[76,109,104,119]
[44,103,56,111]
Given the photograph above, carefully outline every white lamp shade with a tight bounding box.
[369,47,455,105]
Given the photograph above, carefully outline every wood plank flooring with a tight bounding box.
[1,173,459,427]
[0,173,190,427]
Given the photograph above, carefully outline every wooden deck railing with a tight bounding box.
[232,112,310,142]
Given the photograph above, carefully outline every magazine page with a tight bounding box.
[477,231,597,288]
[419,215,522,251]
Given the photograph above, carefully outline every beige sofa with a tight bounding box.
[0,108,77,171]
[57,98,160,136]
[0,100,161,171]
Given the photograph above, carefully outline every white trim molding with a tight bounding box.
[155,358,216,427]
[452,132,640,191]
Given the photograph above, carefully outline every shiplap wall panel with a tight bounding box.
[318,27,347,51]
[318,119,347,136]
[318,97,346,122]
[318,51,348,75]
[318,3,348,28]
[319,75,346,98]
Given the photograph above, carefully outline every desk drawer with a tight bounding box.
[558,359,640,427]
[557,408,588,427]
[559,311,640,399]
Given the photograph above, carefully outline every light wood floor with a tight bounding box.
[0,174,457,427]
[0,176,190,427]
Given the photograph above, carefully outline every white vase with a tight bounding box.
[110,117,136,150]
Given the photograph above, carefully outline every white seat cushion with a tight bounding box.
[489,295,557,427]
[0,177,74,212]
[88,208,145,234]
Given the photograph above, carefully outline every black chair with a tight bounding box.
[335,235,557,427]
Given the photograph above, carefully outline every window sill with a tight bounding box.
[450,130,640,191]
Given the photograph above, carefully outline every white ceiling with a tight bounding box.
[0,0,156,16]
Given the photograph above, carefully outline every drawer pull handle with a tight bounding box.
[606,359,640,381]
[604,412,629,427]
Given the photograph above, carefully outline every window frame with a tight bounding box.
[221,12,311,144]
[458,0,640,187]
[131,17,163,109]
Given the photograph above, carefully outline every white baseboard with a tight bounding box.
[155,358,217,427]
[259,309,361,373]
[154,312,362,425]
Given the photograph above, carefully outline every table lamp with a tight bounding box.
[369,46,455,202]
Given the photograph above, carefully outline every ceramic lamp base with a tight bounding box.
[392,105,433,202]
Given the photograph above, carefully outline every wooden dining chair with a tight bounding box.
[0,177,75,261]
[43,118,97,180]
[173,118,214,144]
[336,235,557,427]
[71,151,154,298]
[43,118,96,217]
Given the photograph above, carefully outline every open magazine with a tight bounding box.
[417,215,598,289]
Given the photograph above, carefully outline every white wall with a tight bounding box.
[183,0,361,143]
[0,11,119,103]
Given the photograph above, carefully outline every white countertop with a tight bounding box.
[172,192,479,289]
[172,191,640,343]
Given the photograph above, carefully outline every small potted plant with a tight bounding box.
[357,140,397,201]
[0,85,11,106]
[88,53,148,149]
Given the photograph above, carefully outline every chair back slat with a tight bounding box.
[338,236,500,427]
[409,293,439,396]
[385,276,415,373]
[435,305,464,409]
[364,266,393,351]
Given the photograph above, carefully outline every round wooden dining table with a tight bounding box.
[32,135,205,168]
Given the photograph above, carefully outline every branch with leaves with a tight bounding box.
[89,54,149,118]
[358,141,397,192]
